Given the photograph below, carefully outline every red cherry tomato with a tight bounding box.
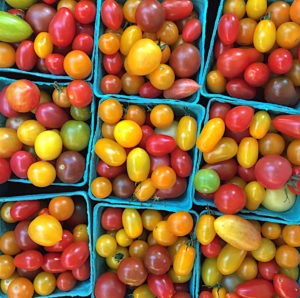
[45,53,65,75]
[214,183,246,214]
[0,86,19,118]
[101,207,123,231]
[150,155,170,173]
[139,82,163,98]
[244,62,270,87]
[272,115,300,139]
[100,74,122,94]
[139,125,155,149]
[201,236,222,258]
[0,158,11,184]
[101,0,123,30]
[162,0,193,21]
[268,48,293,74]
[42,253,66,273]
[146,134,176,157]
[226,79,256,100]
[199,291,213,298]
[202,159,238,181]
[97,161,126,179]
[213,39,233,59]
[288,166,300,194]
[76,22,94,37]
[61,241,89,270]
[66,80,93,107]
[182,19,202,42]
[238,166,255,182]
[148,273,174,298]
[10,200,40,221]
[155,176,187,199]
[72,33,94,56]
[72,258,90,281]
[14,250,43,271]
[103,53,123,75]
[273,274,300,298]
[225,106,254,132]
[171,148,193,178]
[74,1,96,24]
[258,260,279,281]
[236,279,274,298]
[57,271,77,291]
[44,230,73,252]
[218,13,240,45]
[16,41,37,71]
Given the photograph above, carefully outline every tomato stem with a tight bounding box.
[260,11,271,21]
[157,39,167,51]
[52,81,63,105]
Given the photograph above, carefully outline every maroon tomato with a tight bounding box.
[14,221,39,251]
[103,53,123,75]
[209,102,231,120]
[100,74,122,94]
[174,282,189,293]
[139,82,163,98]
[42,253,66,273]
[76,22,94,37]
[49,8,76,47]
[0,86,19,118]
[244,62,270,87]
[101,0,123,30]
[45,54,65,75]
[74,1,96,24]
[272,115,300,139]
[14,250,43,271]
[139,125,155,149]
[201,236,222,258]
[57,271,77,291]
[288,166,300,194]
[17,268,41,280]
[217,48,261,79]
[182,19,202,42]
[148,273,174,298]
[65,198,87,227]
[16,41,37,71]
[226,79,256,99]
[238,166,256,182]
[144,245,171,275]
[0,158,11,184]
[37,58,50,73]
[197,191,215,200]
[257,260,279,281]
[36,102,69,129]
[273,274,300,298]
[72,33,94,56]
[155,177,187,199]
[72,258,90,281]
[61,241,90,270]
[236,279,274,298]
[101,207,123,231]
[97,161,126,179]
[67,80,93,107]
[214,184,246,214]
[218,13,240,45]
[150,155,170,173]
[268,48,293,75]
[162,0,193,21]
[171,148,192,178]
[94,272,126,298]
[225,106,254,132]
[53,45,71,56]
[173,292,191,298]
[225,128,250,144]
[10,200,40,221]
[202,159,238,181]
[146,134,176,156]
[44,230,73,252]
[213,39,233,59]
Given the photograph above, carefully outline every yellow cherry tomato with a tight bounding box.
[106,246,129,270]
[1,203,16,223]
[129,240,148,259]
[196,214,216,245]
[217,244,247,275]
[142,209,162,231]
[251,237,276,262]
[57,0,77,12]
[249,111,271,139]
[135,179,156,202]
[91,177,112,199]
[153,221,177,246]
[95,138,126,166]
[123,0,141,23]
[1,272,18,294]
[27,161,56,187]
[176,116,197,151]
[157,21,179,45]
[127,38,162,75]
[133,284,155,298]
[122,208,143,239]
[245,181,265,211]
[0,42,15,68]
[28,214,62,246]
[212,287,227,298]
[237,256,258,281]
[277,22,300,49]
[203,137,238,164]
[149,64,175,90]
[34,32,53,58]
[246,0,267,20]
[126,148,150,182]
[173,244,195,276]
[120,25,142,56]
[17,120,46,146]
[147,233,157,246]
[280,267,299,281]
[287,139,300,165]
[99,99,123,124]
[33,272,56,296]
[197,118,225,153]
[261,222,281,240]
[168,237,188,262]
[202,258,223,287]
[98,33,120,55]
[0,255,15,279]
[207,70,227,93]
[282,225,300,247]
[150,104,174,128]
[237,137,258,169]
[253,20,276,53]
[276,245,300,269]
[34,130,63,161]
[223,0,246,18]
[96,234,117,257]
[116,229,133,247]
[114,120,142,148]
[168,267,192,283]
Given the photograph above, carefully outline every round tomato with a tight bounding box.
[27,161,56,187]
[91,177,112,199]
[64,50,92,79]
[103,52,122,75]
[7,277,34,298]
[56,271,76,291]
[268,48,293,74]
[207,70,227,94]
[61,241,89,269]
[72,33,93,56]
[277,22,300,49]
[66,80,93,107]
[100,74,122,94]
[74,1,96,24]
[94,272,125,298]
[267,1,290,27]
[244,62,270,87]
[0,255,15,279]
[33,272,56,296]
[48,196,74,221]
[258,259,279,281]
[0,158,11,184]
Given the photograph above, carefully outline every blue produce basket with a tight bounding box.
[196,209,300,297]
[0,1,97,82]
[88,95,205,210]
[200,0,300,112]
[194,97,300,224]
[92,202,200,298]
[93,0,208,103]
[0,191,93,298]
[0,77,95,187]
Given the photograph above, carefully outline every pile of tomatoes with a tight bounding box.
[91,98,198,201]
[0,195,90,297]
[206,0,300,107]
[95,207,196,298]
[0,79,93,187]
[98,0,202,100]
[0,0,96,79]
[194,101,300,214]
[197,213,300,298]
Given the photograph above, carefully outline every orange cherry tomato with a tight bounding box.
[91,177,112,199]
[267,1,291,27]
[167,211,193,236]
[0,231,21,255]
[0,42,15,68]
[290,0,300,25]
[98,33,120,55]
[0,255,15,279]
[276,22,300,49]
[134,179,156,202]
[153,221,177,246]
[157,21,179,45]
[150,105,174,128]
[121,73,145,95]
[282,225,300,247]
[7,277,34,298]
[98,98,123,124]
[261,222,281,240]
[151,165,176,190]
[173,243,195,276]
[64,50,92,79]
[27,161,56,187]
[49,196,74,221]
[124,105,146,126]
[287,140,300,165]
[237,18,257,45]
[275,245,300,268]
[0,128,22,158]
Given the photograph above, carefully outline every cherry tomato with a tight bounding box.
[0,158,11,184]
[7,277,34,298]
[95,272,125,298]
[282,225,300,247]
[237,18,257,45]
[218,13,240,45]
[122,208,143,239]
[275,245,300,269]
[258,259,279,281]
[45,53,65,75]
[139,82,162,98]
[173,243,195,276]
[10,200,40,221]
[277,22,300,49]
[268,48,293,74]
[16,41,37,71]
[56,271,77,291]
[33,272,56,296]
[201,236,221,258]
[176,115,197,151]
[52,86,70,108]
[182,19,202,42]
[244,62,270,87]
[196,214,216,245]
[72,258,90,281]
[245,181,265,211]
[74,1,96,24]
[225,106,254,132]
[101,74,122,94]
[27,161,56,187]
[171,148,192,178]
[148,274,174,298]
[101,0,123,30]
[237,137,258,169]
[202,257,222,287]
[0,255,15,279]
[267,1,290,27]
[167,211,193,237]
[67,80,93,108]
[61,241,89,270]
[253,19,276,53]
[162,0,193,21]
[273,273,300,298]
[34,32,53,59]
[207,70,227,94]
[226,78,256,99]
[146,135,176,157]
[44,230,73,252]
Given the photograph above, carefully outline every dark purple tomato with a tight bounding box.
[226,78,256,99]
[17,268,41,280]
[10,200,40,221]
[225,106,254,132]
[139,82,163,98]
[44,230,73,253]
[101,208,123,231]
[202,159,238,181]
[169,44,201,78]
[103,52,123,75]
[5,114,32,131]
[139,125,155,149]
[14,250,43,271]
[36,102,69,129]
[45,54,65,75]
[36,58,50,73]
[76,22,95,37]
[56,151,85,183]
[162,0,193,21]
[25,3,56,34]
[144,245,171,275]
[209,102,231,120]
[224,128,250,143]
[72,258,90,281]
[174,282,189,293]
[72,33,94,56]
[182,19,202,42]
[0,158,11,184]
[16,41,37,71]
[74,0,96,25]
[65,198,87,227]
[218,13,240,45]
[171,148,193,178]
[96,161,126,179]
[42,253,66,273]
[150,155,170,173]
[0,86,19,118]
[146,134,176,157]
[244,62,270,87]
[112,174,135,198]
[10,151,35,179]
[238,165,256,182]
[155,177,187,199]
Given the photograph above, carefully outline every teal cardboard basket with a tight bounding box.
[93,0,208,103]
[200,0,300,112]
[92,203,200,298]
[0,191,93,298]
[88,95,205,210]
[196,209,300,297]
[0,77,95,187]
[194,97,300,224]
[0,1,97,82]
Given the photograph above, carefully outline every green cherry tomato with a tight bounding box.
[70,106,91,121]
[193,168,220,194]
